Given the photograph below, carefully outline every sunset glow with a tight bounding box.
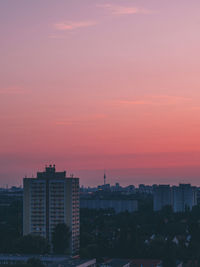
[1,0,200,186]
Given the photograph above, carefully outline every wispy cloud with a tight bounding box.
[56,120,83,126]
[53,4,151,35]
[116,95,191,106]
[0,87,27,95]
[191,106,200,110]
[119,100,154,105]
[56,114,107,126]
[48,35,67,40]
[54,21,97,31]
[97,4,152,16]
[152,95,192,104]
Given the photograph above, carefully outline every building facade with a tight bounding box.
[80,199,138,213]
[172,184,197,212]
[23,165,80,255]
[153,185,172,211]
[153,184,197,212]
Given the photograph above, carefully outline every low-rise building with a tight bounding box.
[0,254,96,267]
[100,259,131,267]
[131,259,162,267]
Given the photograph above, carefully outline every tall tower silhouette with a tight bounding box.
[104,171,106,185]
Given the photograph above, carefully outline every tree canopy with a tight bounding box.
[15,235,50,254]
[52,223,71,254]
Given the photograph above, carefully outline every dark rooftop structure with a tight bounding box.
[50,257,96,267]
[37,164,66,179]
[0,254,96,267]
[100,259,131,267]
[131,259,162,267]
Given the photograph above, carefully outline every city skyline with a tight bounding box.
[3,164,200,188]
[1,0,200,186]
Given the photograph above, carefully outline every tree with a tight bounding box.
[27,258,45,267]
[52,223,71,254]
[15,235,50,254]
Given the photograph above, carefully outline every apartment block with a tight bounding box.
[172,184,197,212]
[153,185,172,211]
[153,184,197,212]
[23,165,80,255]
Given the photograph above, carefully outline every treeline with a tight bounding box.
[2,198,200,265]
[80,206,200,266]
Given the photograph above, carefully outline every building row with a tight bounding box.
[153,184,197,212]
[81,199,138,213]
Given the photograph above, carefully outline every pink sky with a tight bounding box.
[1,0,200,186]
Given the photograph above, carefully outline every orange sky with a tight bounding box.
[1,0,200,186]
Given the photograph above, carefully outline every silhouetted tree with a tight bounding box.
[15,235,50,254]
[52,223,71,254]
[27,258,45,267]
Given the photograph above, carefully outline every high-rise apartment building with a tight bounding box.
[153,184,197,212]
[172,184,197,212]
[153,185,172,211]
[23,165,80,255]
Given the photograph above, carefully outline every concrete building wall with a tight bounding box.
[23,179,31,236]
[172,184,197,212]
[66,178,80,255]
[153,184,197,212]
[153,185,172,211]
[23,166,80,255]
[80,199,138,213]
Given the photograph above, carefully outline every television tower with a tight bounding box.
[104,171,106,185]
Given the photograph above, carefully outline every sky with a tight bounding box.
[1,0,200,186]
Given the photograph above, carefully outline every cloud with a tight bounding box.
[152,95,191,101]
[119,100,151,105]
[0,87,27,95]
[56,114,107,126]
[116,95,191,106]
[97,4,151,16]
[54,21,97,31]
[56,120,83,126]
[191,107,200,110]
[48,35,67,40]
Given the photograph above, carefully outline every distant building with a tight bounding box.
[125,185,135,194]
[98,184,111,191]
[100,259,162,267]
[131,259,162,267]
[23,165,80,255]
[153,184,197,212]
[0,254,96,267]
[111,183,123,192]
[81,199,138,213]
[153,185,172,211]
[138,184,153,194]
[172,184,197,212]
[100,259,131,267]
[50,257,96,267]
[0,186,23,206]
